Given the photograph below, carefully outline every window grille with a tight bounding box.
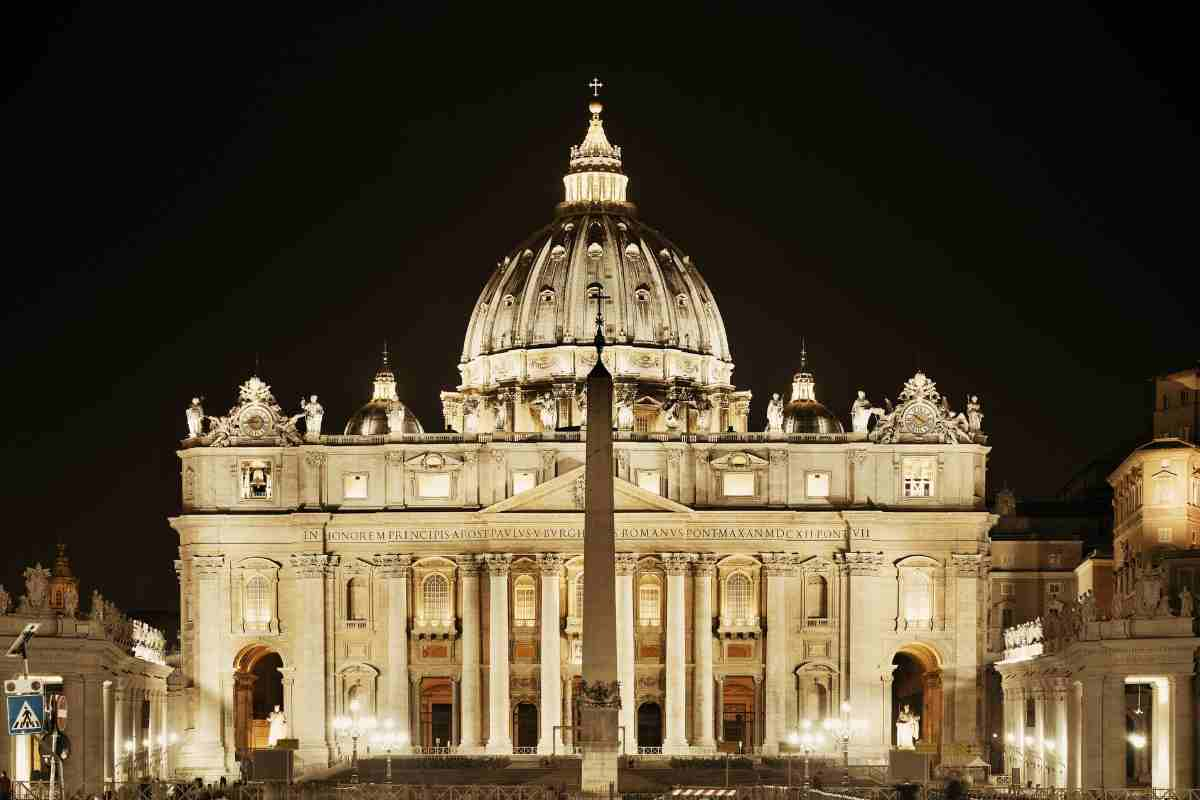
[245,576,269,625]
[424,574,450,622]
[727,573,752,621]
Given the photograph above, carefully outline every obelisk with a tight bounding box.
[580,282,620,792]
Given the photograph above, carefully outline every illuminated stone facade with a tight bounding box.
[169,98,1010,780]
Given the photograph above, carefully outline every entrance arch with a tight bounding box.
[637,703,663,750]
[233,645,285,757]
[514,702,538,750]
[891,643,942,751]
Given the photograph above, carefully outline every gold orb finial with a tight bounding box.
[589,100,603,116]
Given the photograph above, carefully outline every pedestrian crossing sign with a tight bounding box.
[7,693,45,735]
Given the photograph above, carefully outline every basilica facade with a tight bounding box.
[170,98,1000,779]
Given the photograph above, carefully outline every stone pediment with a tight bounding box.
[709,451,768,471]
[481,465,691,513]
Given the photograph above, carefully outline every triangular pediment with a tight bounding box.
[481,465,692,513]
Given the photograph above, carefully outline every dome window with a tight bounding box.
[658,248,672,263]
[587,242,603,260]
[676,293,689,307]
[522,248,534,262]
[550,244,566,263]
[502,294,515,308]
[634,287,651,303]
[586,283,604,299]
[562,222,575,233]
[539,287,556,304]
[624,243,641,261]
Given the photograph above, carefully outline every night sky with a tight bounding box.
[3,6,1195,633]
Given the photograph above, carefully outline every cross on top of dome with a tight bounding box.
[589,77,603,97]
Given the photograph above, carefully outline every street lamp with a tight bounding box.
[823,702,861,785]
[333,700,377,783]
[371,719,408,784]
[795,721,824,791]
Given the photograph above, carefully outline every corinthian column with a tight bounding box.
[378,554,412,752]
[182,555,225,773]
[761,552,797,755]
[615,553,638,754]
[481,553,513,754]
[662,552,693,753]
[456,556,482,752]
[537,554,564,754]
[693,554,718,751]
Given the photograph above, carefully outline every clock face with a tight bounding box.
[902,402,936,435]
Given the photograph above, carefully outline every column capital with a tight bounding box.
[288,553,337,578]
[479,553,513,576]
[615,553,639,576]
[375,553,412,578]
[660,553,694,576]
[950,553,986,577]
[455,555,482,576]
[192,555,226,579]
[833,551,885,576]
[537,553,565,576]
[760,552,799,577]
[693,553,719,576]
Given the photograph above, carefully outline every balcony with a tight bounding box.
[717,616,762,639]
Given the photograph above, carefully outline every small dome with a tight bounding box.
[783,400,844,435]
[344,345,425,436]
[781,343,844,434]
[344,400,424,436]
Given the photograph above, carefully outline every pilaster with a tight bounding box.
[480,553,513,754]
[286,553,335,768]
[615,553,638,754]
[692,554,717,751]
[537,554,564,754]
[761,552,798,754]
[661,552,692,753]
[180,555,225,773]
[378,553,412,752]
[456,556,482,752]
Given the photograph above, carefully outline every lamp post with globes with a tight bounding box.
[371,719,409,784]
[787,720,824,793]
[823,702,862,785]
[333,701,377,783]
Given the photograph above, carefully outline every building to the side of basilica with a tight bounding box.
[167,97,1002,780]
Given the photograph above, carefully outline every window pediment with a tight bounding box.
[405,452,464,471]
[709,451,769,471]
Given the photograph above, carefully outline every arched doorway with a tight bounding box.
[419,677,453,749]
[891,644,941,751]
[637,703,663,750]
[721,676,757,753]
[514,702,538,750]
[233,645,284,757]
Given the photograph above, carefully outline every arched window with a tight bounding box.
[639,578,661,626]
[514,575,536,626]
[727,573,752,622]
[424,574,450,622]
[574,573,585,617]
[245,576,269,626]
[347,577,368,621]
[805,575,828,619]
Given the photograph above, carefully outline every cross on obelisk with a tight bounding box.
[589,77,603,98]
[580,281,620,792]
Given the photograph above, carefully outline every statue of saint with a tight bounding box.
[616,393,635,431]
[386,404,407,435]
[966,395,984,432]
[1180,587,1195,618]
[185,397,205,438]
[850,390,876,433]
[62,584,79,618]
[696,397,712,432]
[766,393,784,432]
[537,392,558,431]
[266,705,289,747]
[23,564,50,610]
[462,398,479,434]
[301,395,324,437]
[896,704,920,749]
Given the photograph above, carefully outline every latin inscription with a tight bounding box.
[308,526,870,543]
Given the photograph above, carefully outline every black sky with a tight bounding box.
[2,5,1195,631]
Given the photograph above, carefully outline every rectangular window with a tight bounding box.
[1159,527,1173,543]
[806,471,831,498]
[417,473,451,499]
[343,473,368,499]
[902,457,935,498]
[636,469,662,495]
[239,460,272,499]
[511,470,537,495]
[1047,582,1062,597]
[1048,553,1061,567]
[722,472,756,497]
[1000,582,1014,597]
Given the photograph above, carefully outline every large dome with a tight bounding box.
[457,100,733,393]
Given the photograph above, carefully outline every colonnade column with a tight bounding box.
[661,553,692,753]
[761,552,796,755]
[615,554,638,754]
[379,554,412,752]
[286,553,333,768]
[1053,681,1069,788]
[1168,674,1193,789]
[693,554,717,752]
[1101,676,1126,788]
[1033,686,1047,786]
[185,556,225,771]
[456,556,482,752]
[537,554,564,755]
[482,554,513,754]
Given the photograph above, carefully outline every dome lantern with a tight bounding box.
[563,90,628,207]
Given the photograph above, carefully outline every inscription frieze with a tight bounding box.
[311,526,871,544]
